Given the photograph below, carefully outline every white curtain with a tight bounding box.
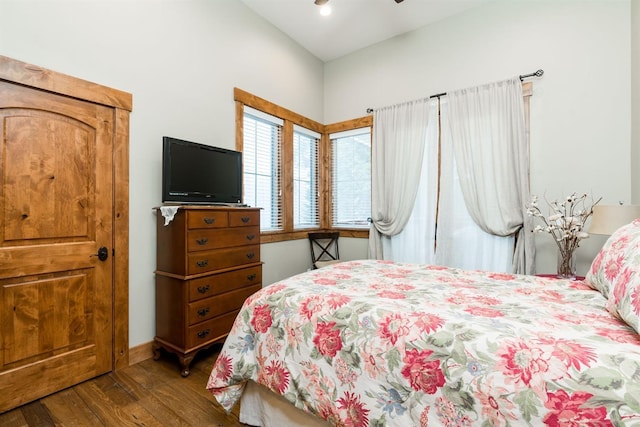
[381,100,439,263]
[446,77,535,274]
[369,99,431,259]
[434,99,514,272]
[379,97,514,272]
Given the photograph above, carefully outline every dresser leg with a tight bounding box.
[179,354,195,377]
[152,340,196,376]
[152,340,162,361]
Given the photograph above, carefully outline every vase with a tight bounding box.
[557,250,577,280]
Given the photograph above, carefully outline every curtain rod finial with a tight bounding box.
[519,69,544,81]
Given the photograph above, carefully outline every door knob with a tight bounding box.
[91,246,109,261]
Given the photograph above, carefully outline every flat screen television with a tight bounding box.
[162,136,243,205]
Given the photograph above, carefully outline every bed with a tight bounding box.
[206,221,640,426]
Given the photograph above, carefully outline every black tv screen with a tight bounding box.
[162,136,243,205]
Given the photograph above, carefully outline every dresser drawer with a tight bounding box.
[229,210,260,227]
[187,210,229,229]
[187,226,259,252]
[188,284,261,325]
[187,245,260,275]
[187,310,239,349]
[188,265,262,302]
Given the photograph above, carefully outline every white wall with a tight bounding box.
[325,0,632,275]
[0,0,324,347]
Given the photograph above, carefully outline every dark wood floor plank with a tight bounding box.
[116,361,167,392]
[111,370,192,427]
[0,348,248,426]
[19,401,55,426]
[73,379,161,427]
[113,360,208,425]
[41,388,103,426]
[126,355,178,390]
[141,347,245,426]
[107,370,148,401]
[92,373,140,406]
[137,395,192,427]
[144,375,239,426]
[179,362,218,399]
[0,408,28,427]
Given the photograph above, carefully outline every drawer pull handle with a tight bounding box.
[241,216,251,223]
[247,273,256,281]
[246,252,255,259]
[197,329,210,339]
[197,307,210,317]
[197,285,210,294]
[203,217,216,224]
[246,234,255,241]
[196,238,209,245]
[196,260,209,268]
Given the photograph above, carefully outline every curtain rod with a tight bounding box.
[365,69,544,114]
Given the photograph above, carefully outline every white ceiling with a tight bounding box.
[239,0,491,62]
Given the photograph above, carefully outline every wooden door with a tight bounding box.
[0,80,115,411]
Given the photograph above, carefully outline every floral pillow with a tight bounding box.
[586,218,640,333]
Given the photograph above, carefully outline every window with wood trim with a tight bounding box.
[325,117,373,239]
[235,88,372,242]
[330,128,371,229]
[242,107,283,231]
[293,125,320,229]
[236,88,328,242]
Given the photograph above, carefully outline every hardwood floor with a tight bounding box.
[0,345,249,426]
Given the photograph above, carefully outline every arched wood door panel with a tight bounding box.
[0,80,114,412]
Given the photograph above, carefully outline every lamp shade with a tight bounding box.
[588,205,640,235]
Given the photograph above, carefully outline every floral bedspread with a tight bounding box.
[206,260,640,426]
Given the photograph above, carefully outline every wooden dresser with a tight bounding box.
[153,206,262,376]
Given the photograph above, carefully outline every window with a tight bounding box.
[235,87,372,241]
[293,126,320,229]
[330,128,371,228]
[243,107,283,231]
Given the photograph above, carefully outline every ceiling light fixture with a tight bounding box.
[315,0,331,16]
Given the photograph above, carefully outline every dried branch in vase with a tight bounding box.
[527,192,602,279]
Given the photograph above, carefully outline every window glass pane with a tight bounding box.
[293,129,319,228]
[331,129,371,228]
[243,112,282,231]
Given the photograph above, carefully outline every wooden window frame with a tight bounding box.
[325,118,372,239]
[235,88,371,242]
[292,126,321,229]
